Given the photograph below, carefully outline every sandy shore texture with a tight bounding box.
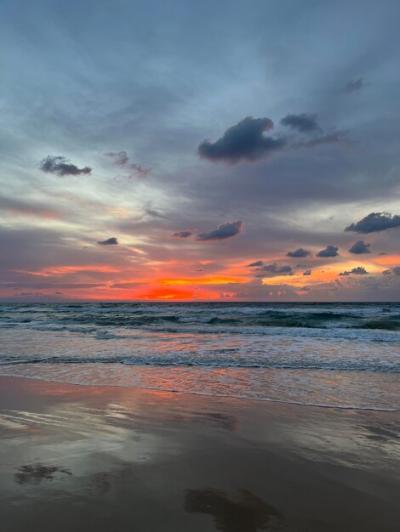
[0,376,399,531]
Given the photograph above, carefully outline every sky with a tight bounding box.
[1,0,400,302]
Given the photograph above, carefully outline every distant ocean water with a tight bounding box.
[0,302,399,410]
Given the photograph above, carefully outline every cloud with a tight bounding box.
[287,247,311,258]
[303,270,312,276]
[280,113,320,133]
[173,231,192,238]
[295,131,346,148]
[198,117,286,163]
[343,78,364,93]
[248,260,264,267]
[340,266,368,276]
[317,245,339,257]
[197,221,243,241]
[256,263,293,277]
[40,156,91,176]
[97,237,118,246]
[0,196,61,220]
[345,212,400,233]
[348,240,371,254]
[383,266,400,276]
[106,151,150,177]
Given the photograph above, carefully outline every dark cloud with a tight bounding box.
[106,151,151,177]
[197,221,243,241]
[317,245,339,257]
[97,237,118,246]
[173,231,192,238]
[40,156,91,176]
[348,240,371,254]
[343,78,364,93]
[248,260,264,267]
[198,117,286,163]
[256,263,293,277]
[303,269,312,276]
[340,266,368,276]
[280,113,320,133]
[345,212,400,233]
[287,247,311,258]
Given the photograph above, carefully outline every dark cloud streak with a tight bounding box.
[40,156,91,176]
[280,113,320,133]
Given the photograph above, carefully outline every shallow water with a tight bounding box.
[1,302,399,410]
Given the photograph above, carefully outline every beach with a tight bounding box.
[1,375,399,532]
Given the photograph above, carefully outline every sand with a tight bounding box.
[0,376,399,531]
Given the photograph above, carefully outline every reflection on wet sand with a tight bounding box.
[185,488,284,531]
[15,464,72,484]
[1,377,400,532]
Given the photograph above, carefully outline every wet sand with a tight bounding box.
[0,376,399,531]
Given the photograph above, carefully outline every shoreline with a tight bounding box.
[0,371,399,413]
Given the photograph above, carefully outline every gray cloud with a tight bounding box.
[97,237,118,245]
[256,263,293,277]
[0,195,62,220]
[106,151,151,177]
[287,247,311,258]
[303,270,312,276]
[40,156,91,176]
[345,212,400,233]
[383,266,400,276]
[343,78,364,93]
[280,113,320,133]
[340,266,368,276]
[198,117,286,163]
[317,245,339,257]
[348,240,371,254]
[248,260,264,267]
[296,131,346,148]
[173,231,192,238]
[197,221,243,241]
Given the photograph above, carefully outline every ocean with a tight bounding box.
[0,302,399,411]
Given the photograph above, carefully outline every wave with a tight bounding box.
[2,302,400,331]
[1,353,399,373]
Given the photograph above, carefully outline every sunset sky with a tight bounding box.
[1,0,400,301]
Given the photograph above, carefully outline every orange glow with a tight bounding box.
[135,286,220,300]
[159,275,247,286]
[262,261,383,288]
[372,255,400,267]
